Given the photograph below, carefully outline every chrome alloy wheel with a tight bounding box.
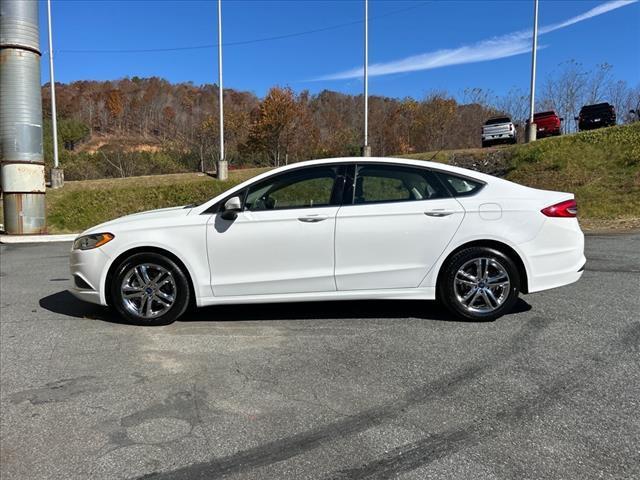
[120,263,176,318]
[453,257,511,314]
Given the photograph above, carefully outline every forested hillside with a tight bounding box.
[41,62,638,180]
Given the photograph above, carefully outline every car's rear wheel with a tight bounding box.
[439,247,520,321]
[110,252,190,325]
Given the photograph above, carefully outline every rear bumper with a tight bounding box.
[579,119,615,130]
[527,261,585,293]
[482,132,516,141]
[518,218,585,293]
[536,126,561,137]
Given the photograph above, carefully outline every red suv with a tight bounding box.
[530,111,562,138]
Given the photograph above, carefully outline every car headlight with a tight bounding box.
[73,233,114,251]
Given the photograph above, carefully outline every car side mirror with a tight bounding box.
[631,110,637,114]
[559,117,564,121]
[221,196,242,220]
[574,116,579,121]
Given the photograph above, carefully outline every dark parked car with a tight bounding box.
[575,103,616,131]
[530,111,562,138]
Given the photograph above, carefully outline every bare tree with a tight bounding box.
[608,80,640,124]
[586,63,613,105]
[540,60,589,132]
[462,87,494,108]
[496,87,529,124]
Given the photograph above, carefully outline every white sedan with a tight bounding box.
[69,157,585,325]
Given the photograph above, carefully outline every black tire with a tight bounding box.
[110,252,190,326]
[438,247,521,321]
[482,140,490,148]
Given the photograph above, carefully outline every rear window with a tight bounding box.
[435,172,485,197]
[534,111,555,118]
[581,103,613,113]
[484,117,511,125]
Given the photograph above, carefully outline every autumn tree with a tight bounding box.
[38,66,635,176]
[244,86,300,166]
[105,89,124,131]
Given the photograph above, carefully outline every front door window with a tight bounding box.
[245,166,341,211]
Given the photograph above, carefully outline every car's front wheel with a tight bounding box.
[438,247,521,321]
[110,252,190,325]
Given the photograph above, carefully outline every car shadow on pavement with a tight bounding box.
[39,290,532,324]
[39,290,126,323]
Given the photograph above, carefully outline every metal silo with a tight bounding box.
[1,0,46,234]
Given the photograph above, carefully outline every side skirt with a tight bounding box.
[197,287,436,307]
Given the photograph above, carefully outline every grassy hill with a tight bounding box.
[405,123,640,231]
[1,124,638,234]
[0,169,268,234]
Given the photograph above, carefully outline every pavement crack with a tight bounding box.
[134,315,552,480]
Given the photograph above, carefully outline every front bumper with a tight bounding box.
[69,247,111,305]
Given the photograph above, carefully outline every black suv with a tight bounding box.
[575,103,616,131]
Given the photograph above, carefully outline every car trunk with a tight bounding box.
[482,124,512,136]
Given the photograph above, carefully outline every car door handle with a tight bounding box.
[298,216,328,223]
[424,210,455,217]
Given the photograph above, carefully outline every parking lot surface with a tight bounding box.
[1,234,639,479]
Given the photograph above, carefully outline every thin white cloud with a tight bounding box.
[539,0,636,34]
[316,0,636,81]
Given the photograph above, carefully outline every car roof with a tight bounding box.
[191,156,523,214]
[484,116,511,124]
[581,102,613,110]
[256,157,497,180]
[534,111,556,117]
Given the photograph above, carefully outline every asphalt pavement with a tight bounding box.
[1,234,639,480]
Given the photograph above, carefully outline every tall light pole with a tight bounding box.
[216,0,228,180]
[362,0,371,157]
[1,0,47,234]
[525,0,539,143]
[47,0,63,187]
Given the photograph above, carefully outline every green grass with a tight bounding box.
[406,123,640,225]
[2,124,638,233]
[1,169,268,234]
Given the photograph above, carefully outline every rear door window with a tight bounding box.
[351,164,449,205]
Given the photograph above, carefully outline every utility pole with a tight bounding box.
[525,0,539,143]
[47,0,63,188]
[0,0,47,234]
[362,0,371,157]
[216,0,228,180]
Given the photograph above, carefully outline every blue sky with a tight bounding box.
[39,0,640,99]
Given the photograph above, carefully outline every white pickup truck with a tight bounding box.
[481,116,517,148]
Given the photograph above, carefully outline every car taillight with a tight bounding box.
[541,199,577,218]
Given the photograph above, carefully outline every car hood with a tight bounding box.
[81,206,193,235]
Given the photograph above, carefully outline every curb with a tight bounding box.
[0,234,78,244]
